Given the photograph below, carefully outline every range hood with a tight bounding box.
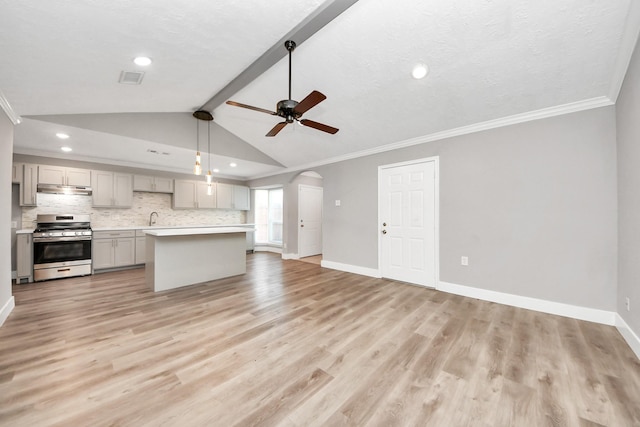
[37,184,92,196]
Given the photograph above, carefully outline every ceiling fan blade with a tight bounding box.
[266,121,288,137]
[300,119,339,134]
[226,100,277,116]
[294,90,326,115]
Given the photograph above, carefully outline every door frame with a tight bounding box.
[377,156,440,286]
[298,184,323,258]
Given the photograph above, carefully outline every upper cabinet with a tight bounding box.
[38,165,91,186]
[233,185,250,210]
[217,183,250,210]
[20,164,38,207]
[173,180,216,209]
[12,162,23,184]
[91,171,133,208]
[216,183,233,209]
[133,175,174,193]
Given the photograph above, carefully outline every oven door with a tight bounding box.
[33,238,92,268]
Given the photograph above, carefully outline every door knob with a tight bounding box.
[382,230,387,234]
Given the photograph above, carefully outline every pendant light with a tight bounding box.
[193,110,213,175]
[206,119,213,196]
[193,120,201,176]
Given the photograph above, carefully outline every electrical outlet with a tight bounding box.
[626,297,631,312]
[461,256,469,266]
[11,221,17,229]
[335,200,341,207]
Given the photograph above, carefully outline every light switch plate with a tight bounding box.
[335,200,341,206]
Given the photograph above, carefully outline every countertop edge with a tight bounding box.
[144,227,255,237]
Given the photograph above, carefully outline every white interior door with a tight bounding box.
[379,159,437,287]
[298,185,323,258]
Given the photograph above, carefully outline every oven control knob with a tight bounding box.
[75,232,81,236]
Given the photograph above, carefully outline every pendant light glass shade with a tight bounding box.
[194,151,202,175]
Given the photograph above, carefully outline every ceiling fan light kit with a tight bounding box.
[226,40,339,137]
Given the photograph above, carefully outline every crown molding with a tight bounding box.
[608,0,640,102]
[0,90,21,125]
[248,96,614,180]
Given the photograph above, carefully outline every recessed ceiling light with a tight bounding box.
[60,146,72,152]
[213,168,220,173]
[56,132,70,139]
[412,63,429,79]
[229,162,237,168]
[134,56,152,66]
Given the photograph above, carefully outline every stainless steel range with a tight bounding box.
[33,214,92,281]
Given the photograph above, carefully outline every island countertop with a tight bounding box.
[143,226,254,237]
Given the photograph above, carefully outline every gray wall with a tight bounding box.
[617,35,640,334]
[252,107,618,312]
[1,112,14,321]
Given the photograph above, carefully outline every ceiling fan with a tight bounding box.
[226,40,339,137]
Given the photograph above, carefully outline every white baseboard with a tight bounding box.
[437,281,617,326]
[0,296,15,327]
[615,314,640,360]
[282,253,299,260]
[254,246,282,254]
[320,260,381,278]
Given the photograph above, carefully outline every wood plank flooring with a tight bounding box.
[1,253,639,426]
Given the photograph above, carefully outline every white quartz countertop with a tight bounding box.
[144,227,254,237]
[92,224,254,232]
[16,224,255,234]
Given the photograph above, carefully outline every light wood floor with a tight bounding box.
[1,253,639,426]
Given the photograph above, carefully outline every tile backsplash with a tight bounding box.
[22,192,246,228]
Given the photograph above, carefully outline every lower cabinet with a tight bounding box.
[16,233,33,283]
[135,231,146,264]
[92,231,136,271]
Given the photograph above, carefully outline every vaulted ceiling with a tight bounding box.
[1,1,638,179]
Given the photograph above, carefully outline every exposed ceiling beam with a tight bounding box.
[198,0,359,113]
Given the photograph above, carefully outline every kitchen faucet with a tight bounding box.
[149,211,159,226]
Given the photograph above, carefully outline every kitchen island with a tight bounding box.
[144,227,252,292]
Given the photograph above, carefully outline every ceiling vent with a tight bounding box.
[119,71,145,85]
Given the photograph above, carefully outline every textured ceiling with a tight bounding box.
[1,0,638,179]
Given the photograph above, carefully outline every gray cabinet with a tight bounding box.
[196,182,216,209]
[91,171,133,207]
[20,164,38,206]
[173,180,197,208]
[12,162,22,184]
[16,233,33,283]
[135,230,146,264]
[133,175,174,193]
[216,183,250,210]
[173,180,216,209]
[216,183,233,209]
[233,185,250,210]
[93,230,136,270]
[38,165,91,186]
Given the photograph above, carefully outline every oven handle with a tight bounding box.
[33,237,92,243]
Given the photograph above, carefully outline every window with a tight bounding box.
[254,188,283,245]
